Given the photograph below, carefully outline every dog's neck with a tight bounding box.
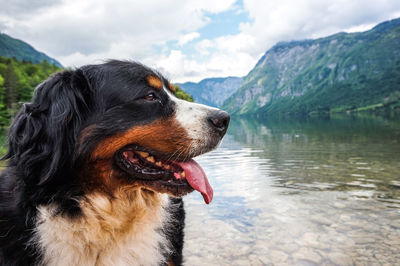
[34,189,170,266]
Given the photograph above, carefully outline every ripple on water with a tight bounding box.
[184,117,400,265]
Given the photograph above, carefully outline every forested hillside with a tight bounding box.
[0,33,62,67]
[174,85,194,102]
[0,57,61,126]
[223,18,400,116]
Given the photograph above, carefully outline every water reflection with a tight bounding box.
[183,115,400,265]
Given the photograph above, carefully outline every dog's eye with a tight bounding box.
[144,93,156,101]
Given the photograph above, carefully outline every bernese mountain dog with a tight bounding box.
[0,60,229,266]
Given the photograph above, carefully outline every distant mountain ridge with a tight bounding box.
[223,18,400,115]
[178,76,243,107]
[0,33,62,67]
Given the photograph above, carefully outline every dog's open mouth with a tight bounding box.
[115,145,213,204]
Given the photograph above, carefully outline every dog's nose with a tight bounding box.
[207,110,230,136]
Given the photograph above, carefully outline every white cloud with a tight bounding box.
[173,0,400,81]
[0,0,236,64]
[149,43,256,82]
[238,0,400,57]
[178,32,201,46]
[1,0,400,82]
[0,0,62,18]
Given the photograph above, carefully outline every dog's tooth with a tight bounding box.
[164,165,171,170]
[147,156,155,163]
[156,161,162,167]
[136,151,149,157]
[181,171,186,178]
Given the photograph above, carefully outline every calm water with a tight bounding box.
[0,116,398,265]
[183,115,400,265]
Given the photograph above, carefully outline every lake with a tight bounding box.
[183,115,400,265]
[0,115,398,265]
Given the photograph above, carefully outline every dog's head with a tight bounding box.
[5,60,229,210]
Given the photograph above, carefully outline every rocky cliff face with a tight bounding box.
[178,76,243,107]
[223,18,400,116]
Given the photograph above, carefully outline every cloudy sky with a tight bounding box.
[1,0,400,82]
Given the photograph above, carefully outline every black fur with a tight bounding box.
[165,198,186,266]
[0,61,185,265]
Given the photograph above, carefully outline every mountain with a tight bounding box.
[223,18,400,116]
[178,76,243,107]
[0,33,62,67]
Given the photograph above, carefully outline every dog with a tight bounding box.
[0,60,229,266]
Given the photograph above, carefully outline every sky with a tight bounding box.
[0,0,400,82]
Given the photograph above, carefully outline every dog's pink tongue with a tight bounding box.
[175,160,213,204]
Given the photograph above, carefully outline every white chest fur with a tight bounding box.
[34,191,171,266]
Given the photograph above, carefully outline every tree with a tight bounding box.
[0,57,62,125]
[0,74,10,126]
[174,85,194,102]
[4,62,19,112]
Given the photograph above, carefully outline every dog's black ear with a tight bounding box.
[4,69,92,187]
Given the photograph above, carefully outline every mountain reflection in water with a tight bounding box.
[183,115,400,265]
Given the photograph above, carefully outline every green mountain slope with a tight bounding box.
[223,18,400,116]
[178,76,243,107]
[0,33,62,67]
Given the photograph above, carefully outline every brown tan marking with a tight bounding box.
[167,82,175,93]
[92,117,191,160]
[146,75,163,90]
[80,160,122,194]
